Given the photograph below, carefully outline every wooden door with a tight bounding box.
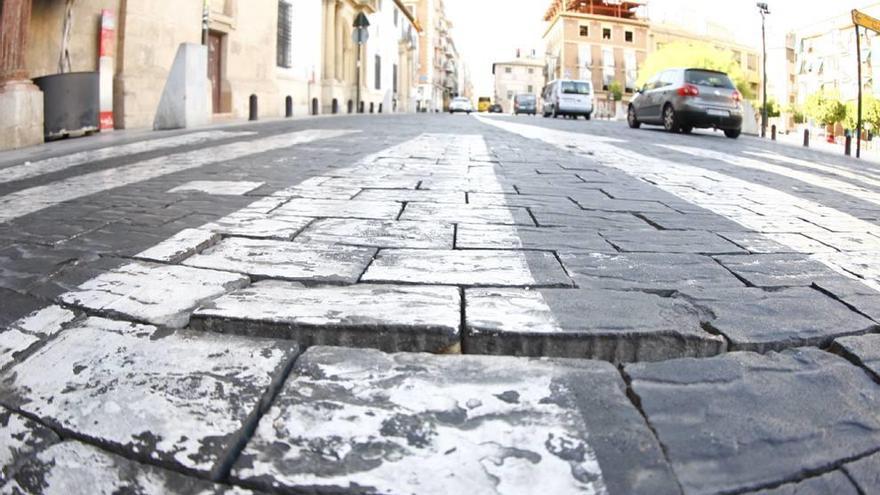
[208,33,222,113]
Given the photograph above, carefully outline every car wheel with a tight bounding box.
[724,129,741,139]
[680,125,693,134]
[585,112,592,121]
[627,106,641,129]
[552,106,558,119]
[663,104,679,133]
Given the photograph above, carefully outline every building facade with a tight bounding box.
[0,0,422,151]
[493,54,545,113]
[405,0,458,112]
[543,0,650,117]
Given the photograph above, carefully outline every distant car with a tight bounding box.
[449,97,474,114]
[628,68,743,138]
[513,94,537,115]
[542,79,593,119]
[488,104,503,113]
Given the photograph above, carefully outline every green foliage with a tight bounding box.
[637,41,753,99]
[759,98,781,118]
[844,94,880,133]
[804,89,846,125]
[785,103,805,124]
[608,81,623,101]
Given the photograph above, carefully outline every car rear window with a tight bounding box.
[561,82,592,95]
[518,95,536,102]
[685,70,735,89]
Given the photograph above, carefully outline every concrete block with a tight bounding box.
[153,43,209,130]
[0,81,44,151]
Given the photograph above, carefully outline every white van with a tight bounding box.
[542,79,594,120]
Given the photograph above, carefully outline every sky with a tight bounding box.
[444,0,880,96]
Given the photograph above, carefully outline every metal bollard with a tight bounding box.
[285,96,293,118]
[845,135,852,156]
[249,94,258,121]
[771,124,776,141]
[803,129,810,147]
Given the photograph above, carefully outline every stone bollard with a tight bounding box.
[249,94,258,121]
[803,129,810,147]
[285,96,293,118]
[771,125,776,141]
[845,135,852,156]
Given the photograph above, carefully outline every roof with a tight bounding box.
[543,0,646,22]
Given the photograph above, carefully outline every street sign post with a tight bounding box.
[851,9,880,158]
[353,13,370,114]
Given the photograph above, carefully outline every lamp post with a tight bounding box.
[757,2,770,138]
[353,12,370,114]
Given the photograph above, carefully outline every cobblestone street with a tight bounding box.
[2,114,880,494]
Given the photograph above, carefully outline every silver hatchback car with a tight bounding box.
[628,68,743,138]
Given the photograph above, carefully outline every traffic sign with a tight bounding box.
[853,9,880,33]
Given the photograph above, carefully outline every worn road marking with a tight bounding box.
[0,130,255,184]
[167,180,265,195]
[745,150,880,187]
[0,129,354,223]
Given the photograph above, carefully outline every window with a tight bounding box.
[393,64,398,93]
[602,28,611,40]
[602,47,614,90]
[527,85,533,93]
[375,55,382,90]
[505,67,512,74]
[625,30,633,43]
[580,25,589,37]
[528,68,534,74]
[747,54,757,71]
[276,1,293,68]
[507,90,514,99]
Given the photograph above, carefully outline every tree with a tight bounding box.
[804,89,846,126]
[844,94,880,134]
[637,41,753,99]
[759,98,781,118]
[608,81,623,101]
[786,103,805,124]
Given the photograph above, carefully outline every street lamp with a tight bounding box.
[353,12,370,114]
[757,2,770,138]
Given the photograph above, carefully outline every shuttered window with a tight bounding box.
[276,1,292,68]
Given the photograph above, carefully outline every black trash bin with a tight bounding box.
[33,71,99,140]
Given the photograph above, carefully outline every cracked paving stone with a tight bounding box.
[296,218,453,249]
[272,198,401,220]
[680,287,878,352]
[743,471,859,495]
[715,254,847,288]
[842,451,880,492]
[0,317,297,476]
[0,305,77,370]
[0,245,94,292]
[603,230,746,255]
[0,407,60,485]
[58,262,248,328]
[626,348,880,495]
[1,441,254,494]
[203,212,313,241]
[456,224,614,251]
[134,229,220,264]
[465,288,724,362]
[192,281,461,353]
[361,249,572,287]
[559,253,745,292]
[230,346,680,495]
[183,237,376,284]
[831,334,880,379]
[399,203,535,226]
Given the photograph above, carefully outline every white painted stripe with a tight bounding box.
[664,145,880,208]
[0,129,355,223]
[476,116,880,293]
[0,131,256,185]
[744,150,880,189]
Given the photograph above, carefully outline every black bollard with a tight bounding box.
[771,124,776,141]
[285,96,293,118]
[803,129,810,147]
[249,94,258,121]
[846,135,852,156]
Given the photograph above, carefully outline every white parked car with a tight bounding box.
[542,79,594,120]
[449,97,474,114]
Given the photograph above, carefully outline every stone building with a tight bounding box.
[405,0,458,112]
[543,0,650,117]
[0,0,422,151]
[492,53,545,113]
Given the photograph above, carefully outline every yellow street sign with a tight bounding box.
[853,9,880,33]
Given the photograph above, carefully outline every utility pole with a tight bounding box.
[757,3,770,139]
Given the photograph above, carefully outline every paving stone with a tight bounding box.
[626,348,880,495]
[184,237,375,284]
[843,451,880,493]
[59,262,248,328]
[603,230,746,254]
[192,281,460,353]
[0,305,77,370]
[570,193,676,214]
[167,180,264,195]
[204,213,313,240]
[230,346,680,495]
[680,287,877,352]
[1,441,253,494]
[272,184,360,200]
[467,192,582,210]
[717,232,807,254]
[0,408,60,485]
[0,317,297,475]
[353,188,466,204]
[0,288,49,329]
[465,288,724,362]
[0,245,92,292]
[418,177,516,193]
[134,228,220,263]
[744,471,858,495]
[637,211,752,232]
[456,224,614,251]
[814,278,880,321]
[560,253,745,292]
[715,254,846,288]
[400,203,535,226]
[530,209,653,230]
[362,249,572,287]
[272,198,402,220]
[297,218,453,249]
[831,334,880,379]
